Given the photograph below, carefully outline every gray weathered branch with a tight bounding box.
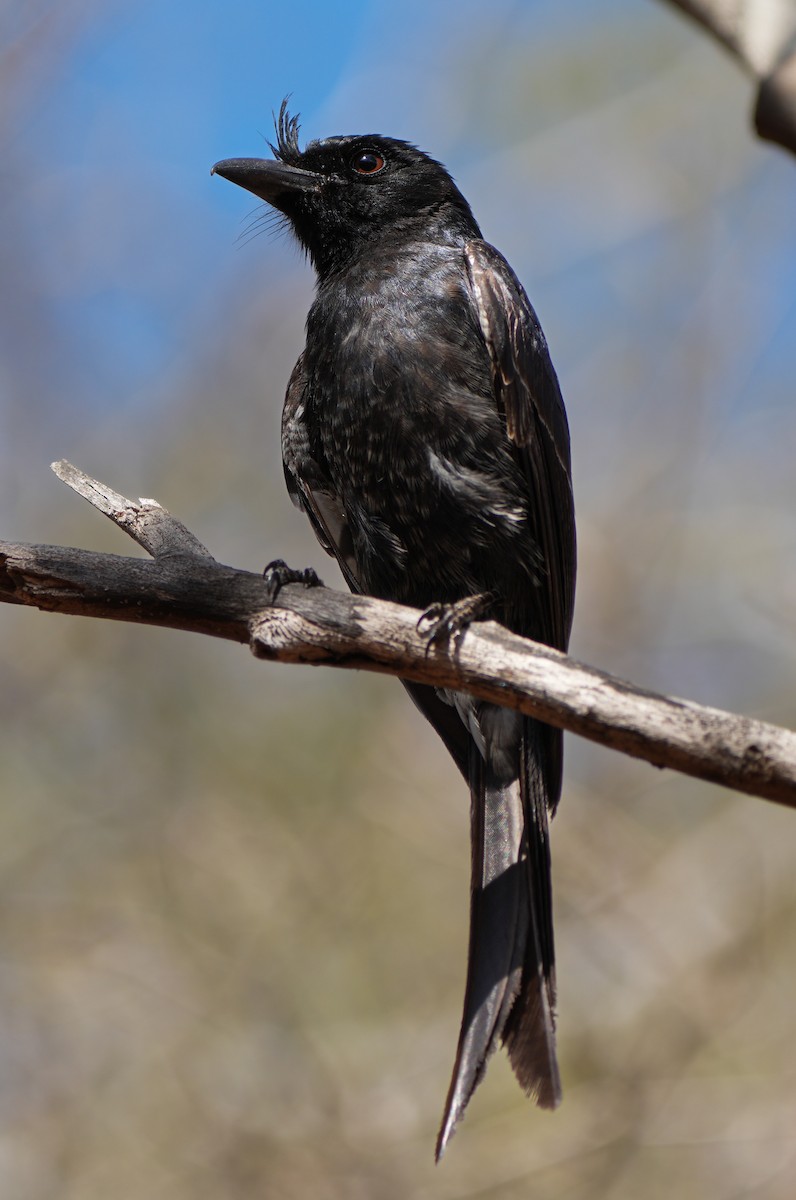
[1,462,795,809]
[659,0,796,156]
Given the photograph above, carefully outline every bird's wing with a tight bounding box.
[465,239,576,653]
[281,353,360,591]
[436,243,575,1157]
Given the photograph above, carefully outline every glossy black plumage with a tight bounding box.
[213,102,576,1157]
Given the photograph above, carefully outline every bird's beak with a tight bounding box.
[211,157,320,203]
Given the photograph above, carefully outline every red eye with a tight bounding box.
[350,150,386,175]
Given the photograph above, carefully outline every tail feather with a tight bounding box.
[502,723,560,1105]
[436,716,560,1160]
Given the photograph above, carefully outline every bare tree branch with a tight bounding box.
[50,459,214,559]
[659,0,796,156]
[2,463,795,810]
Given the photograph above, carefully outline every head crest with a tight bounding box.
[271,98,302,163]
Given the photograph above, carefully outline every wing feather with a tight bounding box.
[465,240,575,652]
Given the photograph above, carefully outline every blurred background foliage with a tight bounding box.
[2,0,796,1196]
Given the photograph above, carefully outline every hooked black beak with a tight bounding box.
[211,157,319,203]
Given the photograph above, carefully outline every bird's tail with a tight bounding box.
[436,717,560,1160]
[502,722,560,1104]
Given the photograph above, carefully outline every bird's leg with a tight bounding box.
[417,591,494,656]
[262,558,324,604]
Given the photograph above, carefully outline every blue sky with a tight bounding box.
[4,0,796,501]
[11,0,545,404]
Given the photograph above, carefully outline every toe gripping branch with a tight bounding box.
[417,592,494,656]
[263,558,324,605]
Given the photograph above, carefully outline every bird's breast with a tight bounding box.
[300,245,533,604]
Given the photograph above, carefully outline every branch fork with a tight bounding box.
[1,462,795,809]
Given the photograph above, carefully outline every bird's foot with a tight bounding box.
[417,592,493,656]
[263,558,323,604]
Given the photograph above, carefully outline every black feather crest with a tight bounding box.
[271,98,302,163]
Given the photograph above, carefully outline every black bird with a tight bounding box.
[212,103,576,1158]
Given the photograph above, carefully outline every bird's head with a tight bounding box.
[212,101,480,277]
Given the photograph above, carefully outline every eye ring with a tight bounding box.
[350,149,386,176]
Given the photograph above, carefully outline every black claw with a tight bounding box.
[417,592,493,656]
[263,558,323,604]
